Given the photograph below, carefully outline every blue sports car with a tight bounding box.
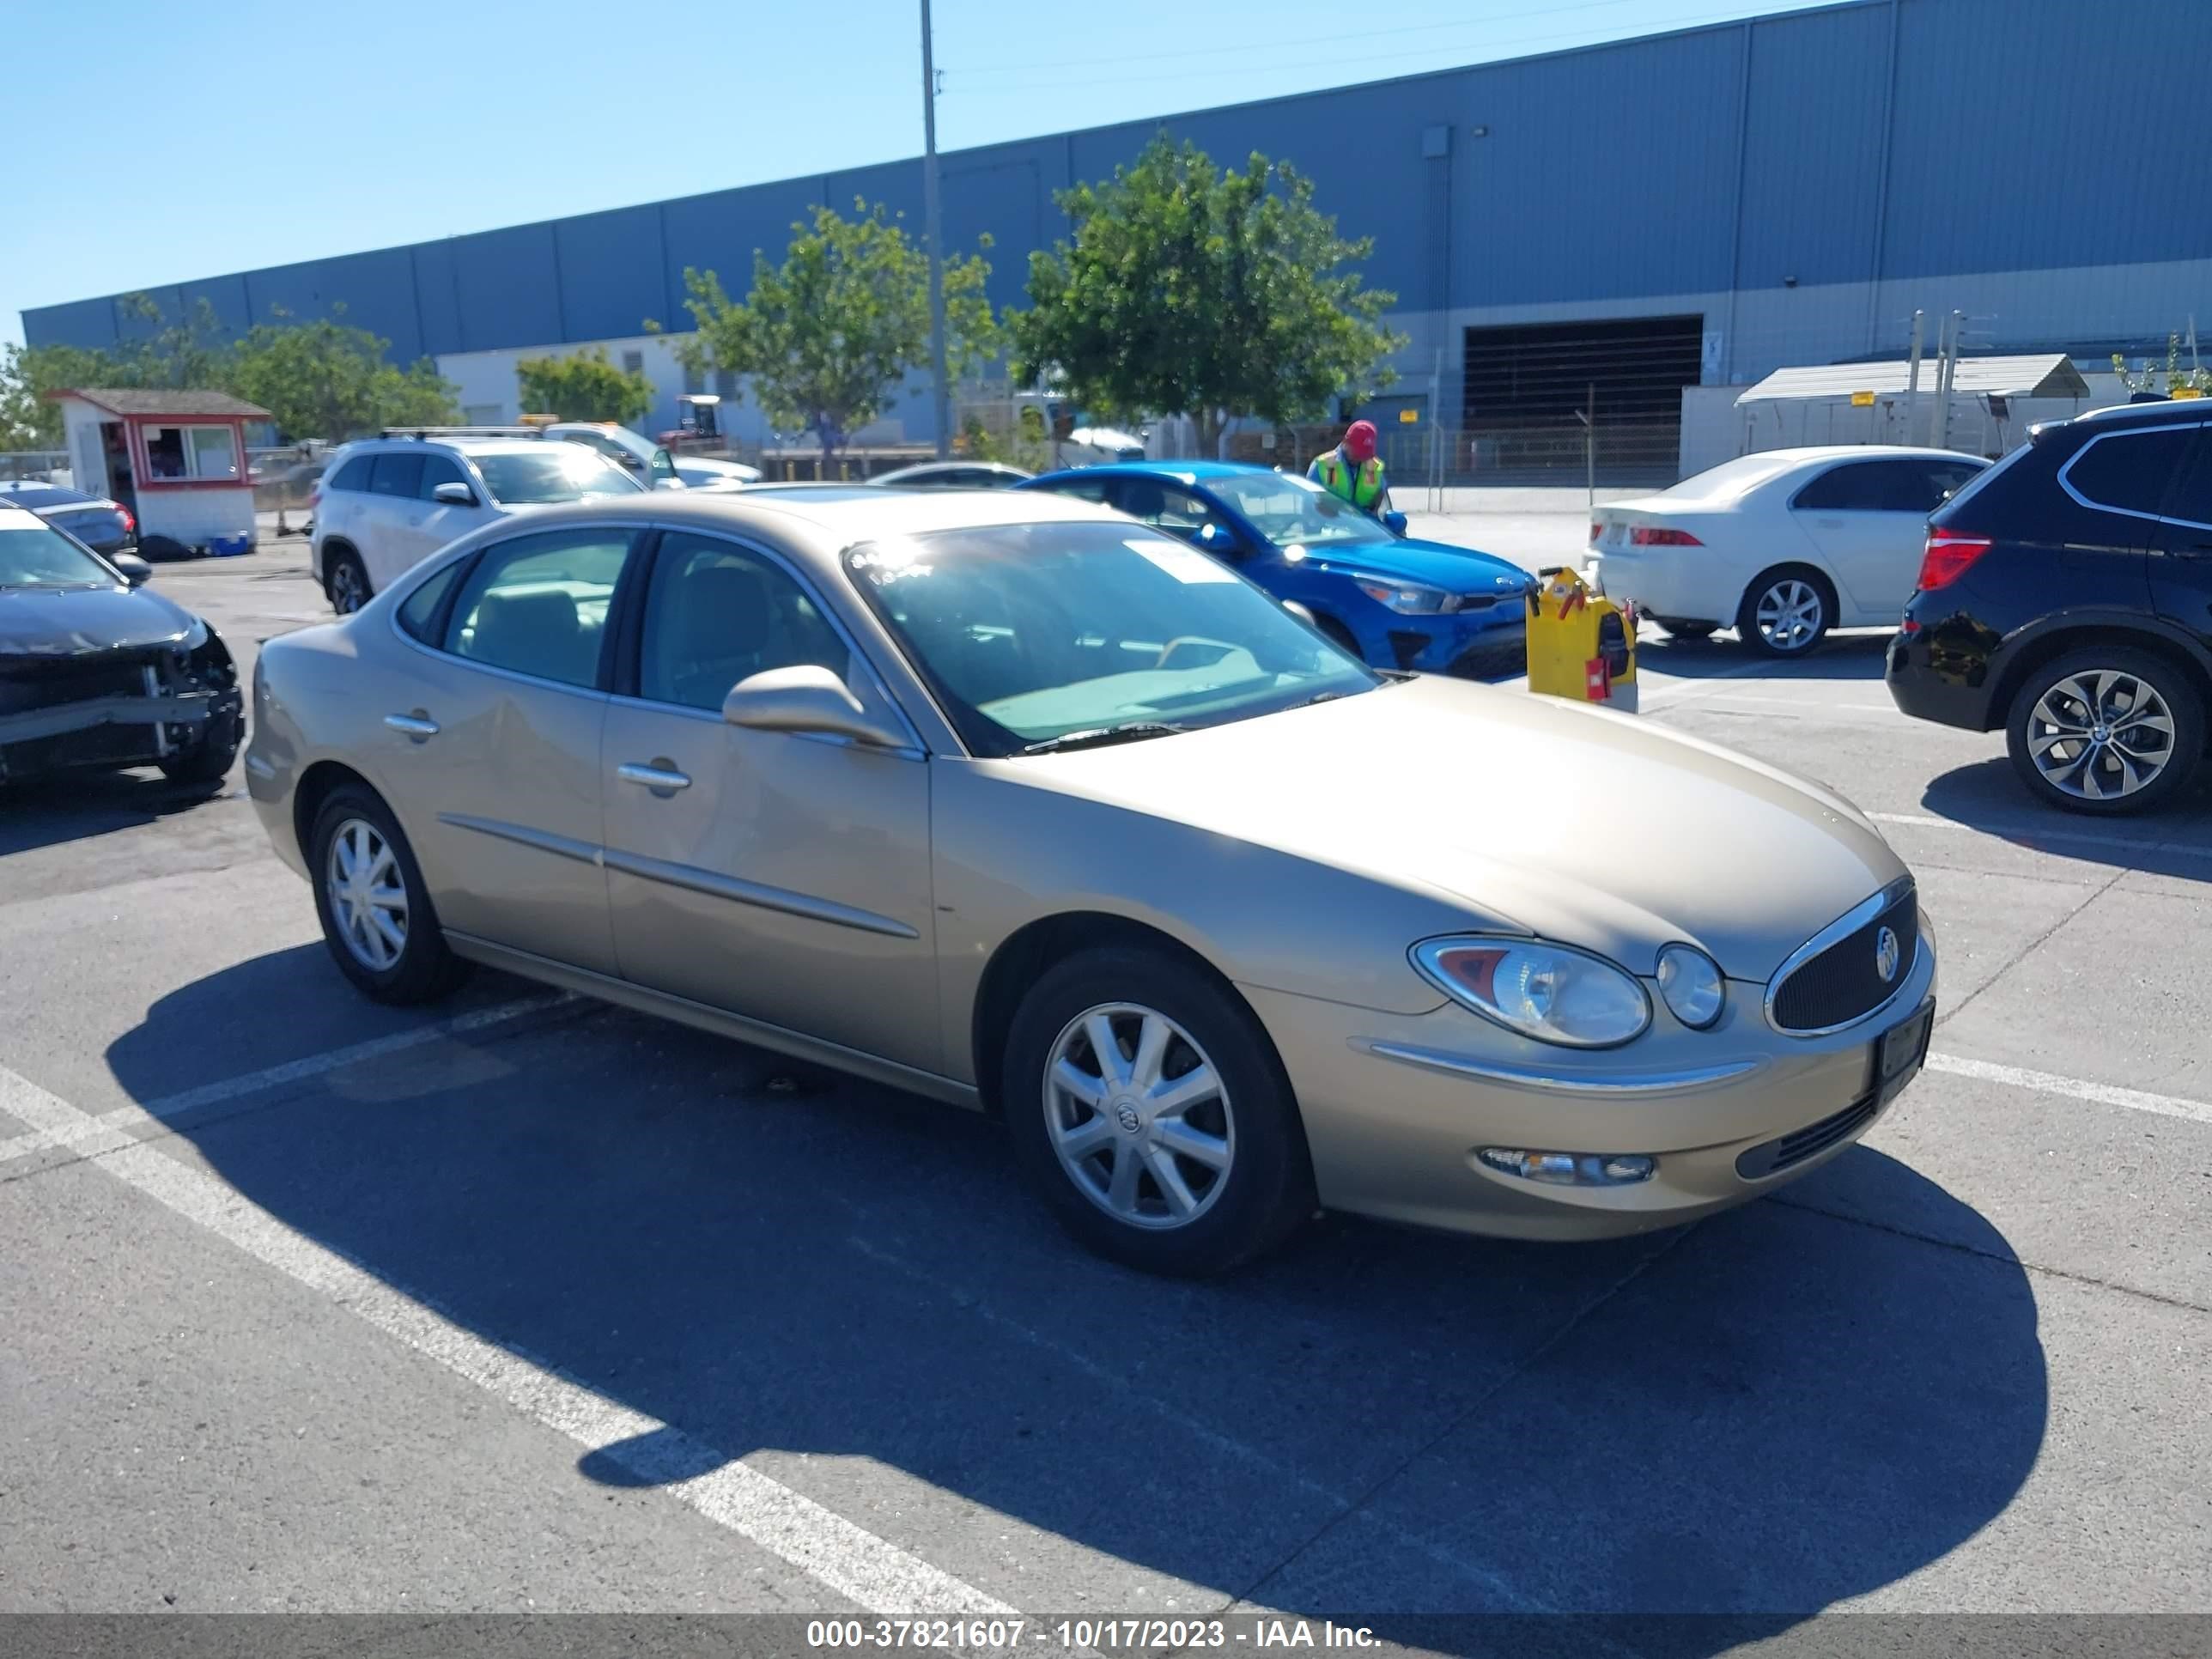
[1018,461,1533,679]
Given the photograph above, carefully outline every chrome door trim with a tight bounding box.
[600,846,920,939]
[1352,1040,1766,1096]
[437,812,602,866]
[442,930,978,1109]
[1762,875,1917,1037]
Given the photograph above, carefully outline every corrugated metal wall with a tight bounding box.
[25,0,2211,394]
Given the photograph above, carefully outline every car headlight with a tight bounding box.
[1355,579,1450,615]
[1656,943,1724,1029]
[1413,937,1651,1048]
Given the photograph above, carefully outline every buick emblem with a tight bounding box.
[1114,1100,1144,1134]
[1874,926,1901,984]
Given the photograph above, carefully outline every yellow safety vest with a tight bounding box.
[1313,450,1386,509]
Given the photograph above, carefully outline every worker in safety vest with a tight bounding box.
[1308,419,1389,519]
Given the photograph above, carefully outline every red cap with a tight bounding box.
[1342,420,1378,461]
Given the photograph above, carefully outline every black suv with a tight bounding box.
[1887,398,2212,814]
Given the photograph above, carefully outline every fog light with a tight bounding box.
[1477,1148,1656,1187]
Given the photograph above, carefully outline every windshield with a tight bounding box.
[844,520,1377,757]
[1201,471,1386,548]
[471,447,645,505]
[0,521,117,587]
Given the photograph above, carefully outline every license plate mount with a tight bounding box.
[1871,999,1935,1107]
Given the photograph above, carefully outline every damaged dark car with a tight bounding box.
[0,502,242,787]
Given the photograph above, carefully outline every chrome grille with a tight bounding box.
[1767,878,1917,1035]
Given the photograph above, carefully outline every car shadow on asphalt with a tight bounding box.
[107,957,2048,1645]
[1920,758,2212,882]
[0,769,232,856]
[1637,631,1892,684]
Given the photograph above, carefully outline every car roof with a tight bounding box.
[1029,460,1273,486]
[1712,446,1988,466]
[2069,398,2212,428]
[0,503,47,530]
[339,436,561,459]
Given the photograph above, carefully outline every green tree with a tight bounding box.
[0,294,237,447]
[2113,334,2212,398]
[228,313,459,440]
[1012,136,1406,453]
[668,199,1002,456]
[515,346,653,425]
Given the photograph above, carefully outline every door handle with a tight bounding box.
[617,761,691,792]
[384,713,440,738]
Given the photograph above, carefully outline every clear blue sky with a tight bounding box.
[3,0,1832,347]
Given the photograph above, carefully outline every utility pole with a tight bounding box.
[1933,310,1963,451]
[921,0,950,459]
[1901,309,1924,447]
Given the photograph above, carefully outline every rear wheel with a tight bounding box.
[1737,567,1833,657]
[325,547,370,615]
[308,786,470,1002]
[1002,947,1315,1276]
[2005,647,2204,815]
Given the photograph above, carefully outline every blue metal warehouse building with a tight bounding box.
[23,0,2210,461]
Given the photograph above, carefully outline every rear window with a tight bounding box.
[2062,427,2195,517]
[327,454,374,492]
[1,484,93,509]
[1658,453,1808,501]
[470,448,644,506]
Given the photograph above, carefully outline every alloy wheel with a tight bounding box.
[2025,670,2177,802]
[1753,579,1824,652]
[330,560,366,614]
[325,817,410,970]
[1042,1003,1235,1231]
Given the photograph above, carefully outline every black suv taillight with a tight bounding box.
[1916,527,1992,592]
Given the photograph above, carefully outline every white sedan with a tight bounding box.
[1588,446,1986,656]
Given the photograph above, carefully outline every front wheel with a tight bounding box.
[308,786,470,1003]
[324,548,370,615]
[159,697,241,786]
[2005,647,2204,815]
[1737,568,1833,657]
[1002,947,1315,1276]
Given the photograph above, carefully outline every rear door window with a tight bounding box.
[2154,429,2212,529]
[441,528,639,690]
[368,452,425,498]
[2062,427,2196,520]
[327,454,374,493]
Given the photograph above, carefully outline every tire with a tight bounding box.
[1655,617,1717,641]
[307,786,470,1003]
[1002,945,1316,1276]
[324,546,371,616]
[1736,567,1834,658]
[2004,646,2205,816]
[158,696,241,786]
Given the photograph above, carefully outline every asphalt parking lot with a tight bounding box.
[3,538,2209,1644]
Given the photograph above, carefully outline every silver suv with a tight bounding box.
[312,435,642,613]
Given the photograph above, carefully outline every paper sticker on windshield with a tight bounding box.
[1128,538,1237,583]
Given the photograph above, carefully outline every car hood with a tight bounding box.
[995,675,1903,981]
[0,583,198,659]
[1293,535,1534,599]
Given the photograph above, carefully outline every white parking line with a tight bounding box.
[1871,811,2212,860]
[0,994,574,1167]
[1925,1054,2212,1127]
[0,1057,1014,1615]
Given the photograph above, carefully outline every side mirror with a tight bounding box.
[1281,599,1318,627]
[112,552,152,586]
[432,481,477,506]
[1196,520,1246,558]
[1382,510,1409,538]
[722,664,908,750]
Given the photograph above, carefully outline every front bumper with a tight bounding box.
[1370,613,1528,681]
[1243,928,1938,1240]
[0,665,232,782]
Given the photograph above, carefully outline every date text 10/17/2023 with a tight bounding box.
[804,1619,1382,1650]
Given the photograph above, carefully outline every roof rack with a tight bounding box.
[379,425,555,441]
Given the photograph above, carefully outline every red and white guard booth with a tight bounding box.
[52,387,270,556]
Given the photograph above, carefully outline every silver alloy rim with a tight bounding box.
[1043,1002,1235,1231]
[1753,579,1823,651]
[2026,670,2177,801]
[331,561,364,614]
[325,817,409,970]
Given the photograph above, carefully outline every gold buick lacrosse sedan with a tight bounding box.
[246,485,1936,1275]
